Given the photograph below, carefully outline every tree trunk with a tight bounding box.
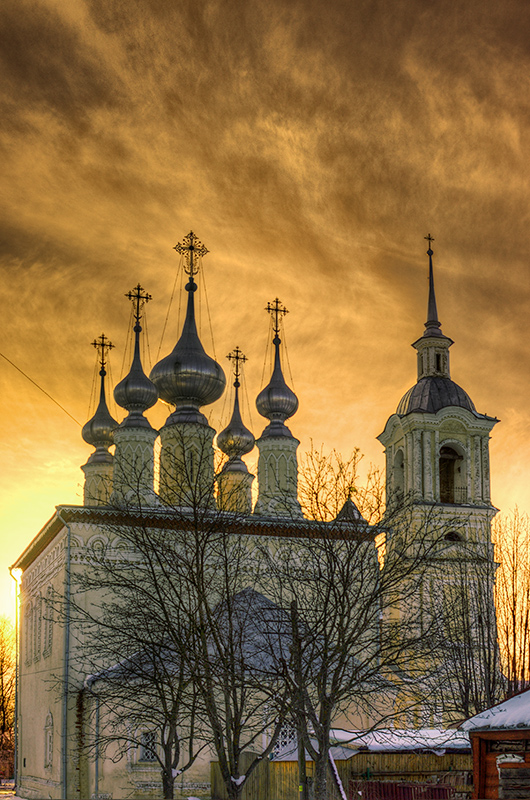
[297,728,308,800]
[162,770,174,800]
[313,750,328,800]
[226,779,243,800]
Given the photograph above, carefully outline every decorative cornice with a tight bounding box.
[12,503,376,573]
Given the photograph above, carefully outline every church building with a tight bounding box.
[11,233,499,799]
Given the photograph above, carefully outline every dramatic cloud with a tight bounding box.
[1,0,530,616]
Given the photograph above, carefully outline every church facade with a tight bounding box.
[12,233,499,799]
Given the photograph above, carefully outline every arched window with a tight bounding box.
[444,531,463,542]
[439,446,463,503]
[44,712,53,768]
[139,730,157,762]
[393,449,405,496]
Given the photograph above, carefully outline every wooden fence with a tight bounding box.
[211,751,473,800]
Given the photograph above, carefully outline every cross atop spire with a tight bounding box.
[424,233,435,254]
[125,284,152,328]
[227,346,247,388]
[174,231,209,279]
[91,333,115,376]
[266,298,288,342]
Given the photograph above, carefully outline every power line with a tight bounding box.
[0,351,81,426]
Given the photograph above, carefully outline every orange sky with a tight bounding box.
[1,0,530,620]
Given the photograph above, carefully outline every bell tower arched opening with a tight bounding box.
[393,448,405,497]
[439,445,464,504]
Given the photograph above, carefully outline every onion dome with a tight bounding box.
[149,232,225,425]
[256,338,298,428]
[397,376,476,415]
[82,334,118,460]
[256,299,298,437]
[114,285,158,428]
[217,347,255,462]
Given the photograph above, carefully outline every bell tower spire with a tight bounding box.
[424,234,442,337]
[81,334,118,505]
[412,238,453,382]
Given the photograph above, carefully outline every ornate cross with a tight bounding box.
[126,283,152,327]
[91,333,114,374]
[227,346,247,388]
[174,231,209,278]
[266,298,288,338]
[424,233,435,255]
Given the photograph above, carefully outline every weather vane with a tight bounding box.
[226,346,247,388]
[174,231,209,279]
[266,298,288,340]
[125,283,152,328]
[91,333,115,376]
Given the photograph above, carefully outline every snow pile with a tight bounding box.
[462,689,530,731]
[330,728,470,752]
[273,742,358,761]
[272,729,469,762]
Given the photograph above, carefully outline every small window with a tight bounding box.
[139,731,157,762]
[436,353,442,372]
[444,531,462,542]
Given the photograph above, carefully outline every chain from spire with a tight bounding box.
[266,298,288,341]
[174,231,209,279]
[227,346,247,388]
[125,284,152,328]
[91,333,115,376]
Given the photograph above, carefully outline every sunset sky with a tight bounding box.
[1,0,530,620]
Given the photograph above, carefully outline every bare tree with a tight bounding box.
[494,508,530,696]
[257,494,450,800]
[68,440,475,800]
[0,618,15,758]
[432,549,504,720]
[68,438,290,800]
[297,443,385,524]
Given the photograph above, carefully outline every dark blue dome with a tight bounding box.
[397,376,476,415]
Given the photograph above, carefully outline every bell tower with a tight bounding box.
[378,238,500,723]
[378,237,498,521]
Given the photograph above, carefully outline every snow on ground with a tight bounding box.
[462,689,530,731]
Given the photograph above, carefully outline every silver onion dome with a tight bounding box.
[114,288,158,427]
[150,277,226,424]
[218,367,255,460]
[256,334,298,437]
[217,396,255,459]
[82,367,118,460]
